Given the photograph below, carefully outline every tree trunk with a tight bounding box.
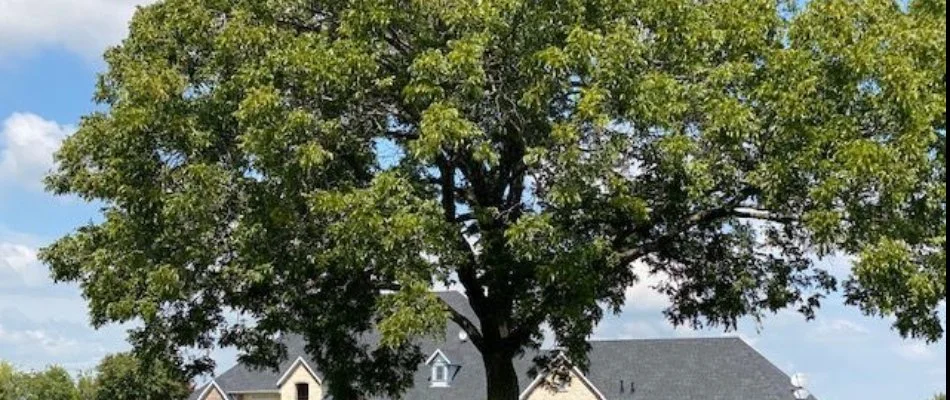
[483,349,521,400]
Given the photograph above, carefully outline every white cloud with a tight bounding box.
[0,307,128,373]
[0,0,153,60]
[0,323,79,356]
[895,341,937,362]
[623,261,672,311]
[607,320,660,339]
[807,319,870,343]
[0,112,72,189]
[0,241,48,287]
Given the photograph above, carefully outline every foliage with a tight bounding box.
[935,394,947,400]
[41,0,945,398]
[0,362,18,399]
[76,374,98,400]
[91,353,190,400]
[0,355,189,400]
[0,362,80,400]
[19,367,81,400]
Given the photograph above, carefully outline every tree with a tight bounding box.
[18,366,80,400]
[0,362,85,400]
[41,0,945,399]
[76,373,99,400]
[0,361,21,399]
[91,353,190,400]
[935,394,947,400]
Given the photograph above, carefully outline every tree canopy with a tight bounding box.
[0,355,189,400]
[41,0,945,398]
[0,362,83,400]
[91,353,191,400]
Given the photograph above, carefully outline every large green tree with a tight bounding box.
[41,0,946,398]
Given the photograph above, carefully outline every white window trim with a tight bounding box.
[427,349,453,388]
[425,349,451,365]
[431,363,452,387]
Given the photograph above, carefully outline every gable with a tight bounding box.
[277,359,323,400]
[521,369,604,400]
[198,382,227,400]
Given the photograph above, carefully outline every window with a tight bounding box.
[431,363,450,387]
[296,383,309,400]
[427,349,454,388]
[555,378,569,392]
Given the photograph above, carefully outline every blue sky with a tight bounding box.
[0,2,945,399]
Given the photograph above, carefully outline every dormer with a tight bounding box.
[426,349,459,388]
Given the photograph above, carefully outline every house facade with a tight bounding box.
[191,292,815,400]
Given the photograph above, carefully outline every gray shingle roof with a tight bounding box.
[192,291,817,400]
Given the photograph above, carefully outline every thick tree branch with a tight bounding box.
[435,156,489,321]
[613,187,775,267]
[383,26,414,56]
[439,297,485,350]
[731,208,797,224]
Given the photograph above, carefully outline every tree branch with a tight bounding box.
[731,208,797,224]
[613,187,768,267]
[439,297,485,350]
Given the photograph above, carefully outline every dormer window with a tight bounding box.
[432,363,449,386]
[426,349,456,388]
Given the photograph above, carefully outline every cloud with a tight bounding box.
[0,113,72,190]
[0,241,49,288]
[0,307,126,372]
[623,262,672,312]
[807,319,870,343]
[895,341,937,362]
[0,323,79,357]
[593,319,662,340]
[0,0,154,61]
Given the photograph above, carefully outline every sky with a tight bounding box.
[0,1,945,399]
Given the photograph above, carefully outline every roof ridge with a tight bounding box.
[431,290,466,296]
[588,336,743,343]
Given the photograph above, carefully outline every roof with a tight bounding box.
[192,291,817,400]
[582,337,817,400]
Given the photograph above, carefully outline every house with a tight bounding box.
[191,292,815,400]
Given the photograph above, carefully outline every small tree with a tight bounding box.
[92,353,190,400]
[18,366,80,400]
[0,361,21,399]
[76,373,99,400]
[42,0,946,399]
